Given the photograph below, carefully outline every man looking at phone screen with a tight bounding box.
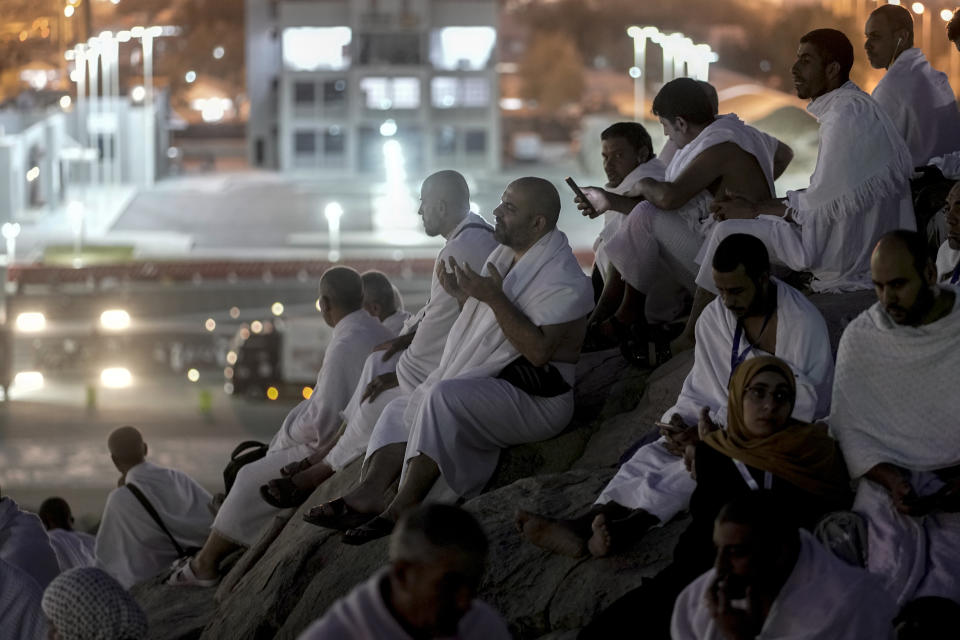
[671,491,894,640]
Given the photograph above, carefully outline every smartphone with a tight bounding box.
[655,421,687,433]
[565,177,597,217]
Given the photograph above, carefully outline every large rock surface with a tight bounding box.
[132,291,873,639]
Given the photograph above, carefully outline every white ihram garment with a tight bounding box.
[605,114,778,295]
[322,214,498,471]
[696,82,915,294]
[671,530,896,640]
[872,48,960,167]
[592,158,667,279]
[0,497,61,589]
[400,229,595,498]
[380,310,411,337]
[213,309,393,546]
[95,462,213,588]
[0,558,46,640]
[596,278,833,521]
[829,289,960,604]
[47,529,96,571]
[296,568,510,640]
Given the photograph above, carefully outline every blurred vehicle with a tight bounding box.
[226,316,331,399]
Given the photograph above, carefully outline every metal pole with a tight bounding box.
[143,33,155,187]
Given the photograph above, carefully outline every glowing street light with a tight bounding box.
[100,309,131,331]
[942,9,955,22]
[324,202,344,262]
[626,26,660,120]
[101,367,133,388]
[15,312,45,333]
[912,3,930,53]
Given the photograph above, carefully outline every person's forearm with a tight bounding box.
[754,198,791,221]
[485,292,554,366]
[637,179,689,210]
[865,462,909,490]
[604,192,642,214]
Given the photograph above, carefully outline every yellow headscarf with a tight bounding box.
[702,356,850,497]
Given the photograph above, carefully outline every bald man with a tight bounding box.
[361,270,410,336]
[170,266,394,586]
[311,177,595,545]
[263,171,497,510]
[94,426,213,588]
[866,5,960,166]
[831,231,960,605]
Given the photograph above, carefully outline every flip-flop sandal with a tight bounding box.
[302,497,376,530]
[166,556,219,587]
[341,516,395,546]
[280,457,312,478]
[259,477,313,509]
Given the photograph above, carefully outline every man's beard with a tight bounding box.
[888,286,936,325]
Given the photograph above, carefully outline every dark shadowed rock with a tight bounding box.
[133,289,872,640]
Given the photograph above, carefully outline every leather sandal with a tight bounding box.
[303,497,376,531]
[341,516,396,546]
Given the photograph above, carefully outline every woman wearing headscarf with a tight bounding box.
[579,356,853,639]
[42,568,147,640]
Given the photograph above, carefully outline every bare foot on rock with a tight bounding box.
[587,513,614,557]
[516,509,587,558]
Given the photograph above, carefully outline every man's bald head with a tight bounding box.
[108,426,147,473]
[871,230,937,325]
[493,177,561,253]
[318,266,364,326]
[361,270,398,321]
[419,170,471,237]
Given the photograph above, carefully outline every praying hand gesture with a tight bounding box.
[710,192,759,222]
[437,258,469,307]
[449,258,506,305]
[660,413,697,457]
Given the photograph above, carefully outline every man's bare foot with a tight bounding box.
[587,514,614,557]
[516,509,587,558]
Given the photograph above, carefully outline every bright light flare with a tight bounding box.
[271,302,284,316]
[100,309,131,331]
[64,5,75,17]
[205,318,216,331]
[187,368,200,382]
[912,2,924,15]
[302,386,313,399]
[13,371,44,392]
[131,86,146,102]
[59,95,72,109]
[26,167,40,182]
[229,306,240,319]
[266,386,279,401]
[185,70,197,83]
[251,320,264,334]
[101,367,132,388]
[315,298,322,313]
[226,350,237,365]
[942,8,955,21]
[16,312,46,333]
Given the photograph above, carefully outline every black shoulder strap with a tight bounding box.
[126,482,186,557]
[453,222,493,239]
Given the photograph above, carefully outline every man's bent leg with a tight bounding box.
[191,530,240,580]
[381,454,441,521]
[340,442,407,514]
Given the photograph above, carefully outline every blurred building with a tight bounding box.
[245,0,501,177]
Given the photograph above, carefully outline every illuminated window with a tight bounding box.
[360,77,420,110]
[282,27,352,71]
[429,27,496,70]
[431,77,490,108]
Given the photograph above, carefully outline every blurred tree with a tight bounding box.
[518,31,586,111]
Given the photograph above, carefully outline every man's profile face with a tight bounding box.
[713,265,763,319]
[792,42,831,100]
[418,183,445,237]
[493,183,538,250]
[659,116,690,149]
[864,14,901,70]
[946,182,960,251]
[601,137,643,187]
[871,245,934,325]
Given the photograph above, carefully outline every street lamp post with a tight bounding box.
[626,26,660,122]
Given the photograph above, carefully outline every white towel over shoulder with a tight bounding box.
[829,288,960,478]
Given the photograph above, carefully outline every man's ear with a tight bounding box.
[142,443,148,458]
[637,146,651,164]
[924,260,938,286]
[674,117,689,135]
[825,60,842,84]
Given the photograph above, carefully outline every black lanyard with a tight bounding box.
[729,307,774,383]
